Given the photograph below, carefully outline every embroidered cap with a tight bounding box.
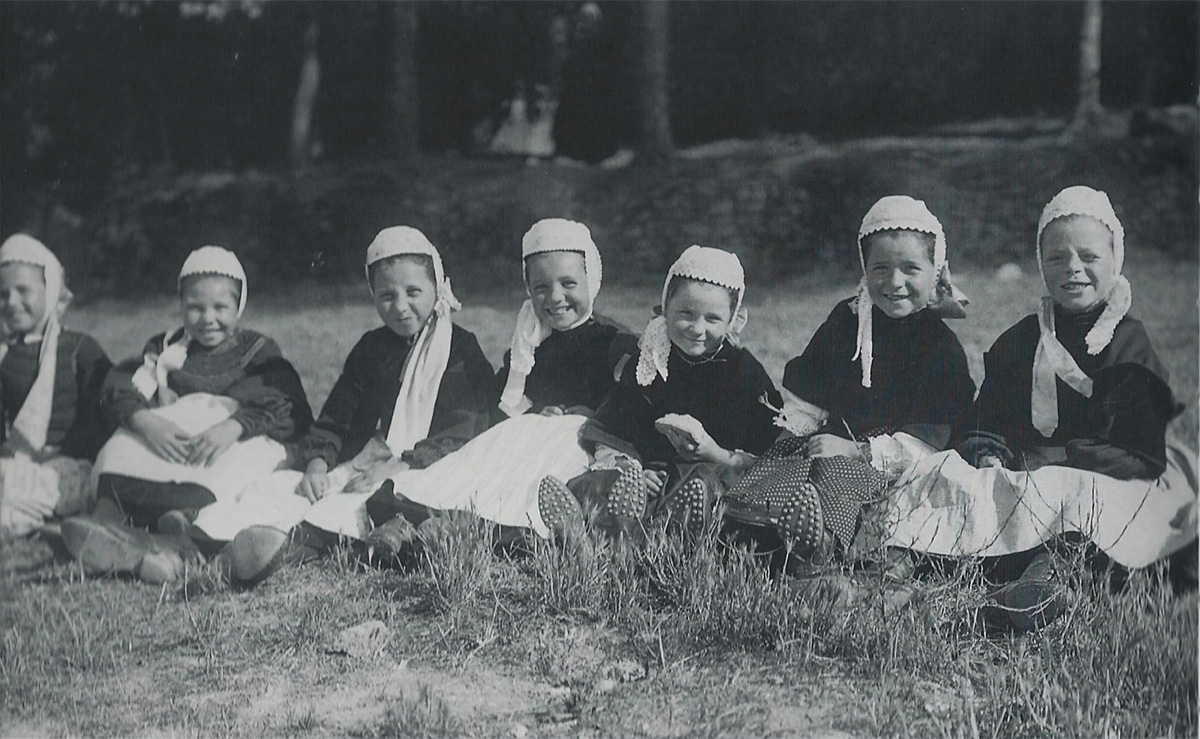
[179,245,248,318]
[1,234,65,327]
[635,245,746,386]
[858,195,947,275]
[1037,185,1125,275]
[662,244,745,314]
[521,218,602,301]
[365,226,461,315]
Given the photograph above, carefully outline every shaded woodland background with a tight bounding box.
[0,1,1196,296]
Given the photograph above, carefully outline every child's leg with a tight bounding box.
[96,474,216,530]
[0,455,89,536]
[0,457,57,536]
[61,516,202,583]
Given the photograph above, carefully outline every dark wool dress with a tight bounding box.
[492,315,637,420]
[1,330,112,460]
[301,324,495,471]
[957,302,1179,480]
[726,299,975,555]
[580,341,782,467]
[785,299,976,448]
[99,328,312,527]
[562,340,782,529]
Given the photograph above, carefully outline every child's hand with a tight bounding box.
[129,410,193,464]
[977,454,1005,469]
[348,435,394,473]
[685,429,735,466]
[187,418,243,467]
[344,457,409,494]
[539,405,565,417]
[807,433,867,460]
[297,459,332,502]
[642,469,668,495]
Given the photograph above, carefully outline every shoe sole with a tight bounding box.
[606,467,647,521]
[538,477,583,536]
[668,478,708,539]
[990,579,1065,632]
[61,518,144,574]
[227,526,290,587]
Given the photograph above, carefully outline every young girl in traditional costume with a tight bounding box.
[885,186,1197,630]
[361,218,636,552]
[219,226,494,583]
[721,196,975,567]
[538,245,782,540]
[61,246,311,581]
[1,234,112,537]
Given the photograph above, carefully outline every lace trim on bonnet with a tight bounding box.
[635,245,745,387]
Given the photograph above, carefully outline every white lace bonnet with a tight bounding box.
[635,245,745,386]
[180,245,248,316]
[365,225,461,314]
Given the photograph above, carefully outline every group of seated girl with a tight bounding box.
[1,187,1193,631]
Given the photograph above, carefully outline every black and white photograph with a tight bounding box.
[2,1,1197,736]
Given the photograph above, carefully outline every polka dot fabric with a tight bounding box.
[723,434,887,553]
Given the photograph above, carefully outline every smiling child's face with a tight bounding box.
[525,251,590,331]
[863,230,937,319]
[371,257,438,338]
[664,278,735,356]
[0,262,48,335]
[1039,215,1117,314]
[181,274,241,348]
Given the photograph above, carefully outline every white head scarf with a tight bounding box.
[1030,185,1130,437]
[130,245,248,403]
[0,234,67,454]
[853,196,968,389]
[499,219,603,416]
[366,226,462,456]
[635,245,746,387]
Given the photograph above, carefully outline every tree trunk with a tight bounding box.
[637,1,673,163]
[290,18,321,170]
[381,1,419,159]
[1073,0,1103,130]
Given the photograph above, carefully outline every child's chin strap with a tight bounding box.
[1030,276,1130,437]
[1031,298,1094,437]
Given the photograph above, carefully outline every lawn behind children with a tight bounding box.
[2,260,1197,737]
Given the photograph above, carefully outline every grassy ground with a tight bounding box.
[2,260,1197,736]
